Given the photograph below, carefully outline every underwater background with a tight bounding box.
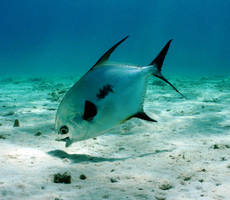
[1,1,230,200]
[0,0,229,76]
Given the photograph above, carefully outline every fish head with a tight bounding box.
[55,106,89,147]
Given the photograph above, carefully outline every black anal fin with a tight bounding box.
[125,112,157,122]
[133,112,157,122]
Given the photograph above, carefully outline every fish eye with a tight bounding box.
[59,125,69,134]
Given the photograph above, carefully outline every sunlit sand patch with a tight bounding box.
[0,76,230,199]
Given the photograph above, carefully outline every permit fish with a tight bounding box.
[55,36,183,147]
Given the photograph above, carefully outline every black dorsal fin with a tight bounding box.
[83,100,97,121]
[149,39,172,72]
[89,36,129,71]
[123,112,157,123]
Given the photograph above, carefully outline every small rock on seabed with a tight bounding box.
[53,172,71,184]
[13,119,20,127]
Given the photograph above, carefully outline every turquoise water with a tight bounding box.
[0,0,229,76]
[1,2,230,199]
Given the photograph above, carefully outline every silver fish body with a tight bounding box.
[55,36,183,147]
[56,64,153,142]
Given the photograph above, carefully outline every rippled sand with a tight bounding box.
[0,75,230,200]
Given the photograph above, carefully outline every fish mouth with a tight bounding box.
[56,136,73,147]
[56,136,70,142]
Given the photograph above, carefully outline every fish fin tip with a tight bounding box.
[154,74,185,98]
[149,39,172,71]
[125,112,157,123]
[149,39,184,97]
[89,35,129,71]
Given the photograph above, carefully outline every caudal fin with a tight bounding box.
[150,40,185,98]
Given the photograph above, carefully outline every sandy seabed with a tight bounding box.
[0,75,230,200]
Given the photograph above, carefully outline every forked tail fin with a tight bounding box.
[150,40,185,98]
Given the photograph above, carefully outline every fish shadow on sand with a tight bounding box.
[47,149,173,164]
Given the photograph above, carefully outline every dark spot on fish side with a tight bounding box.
[97,84,114,99]
[83,100,97,121]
